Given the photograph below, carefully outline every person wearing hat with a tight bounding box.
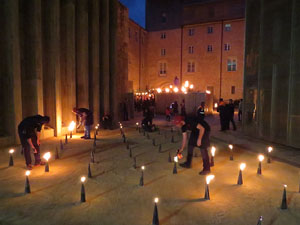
[175,115,211,175]
[72,107,94,139]
[18,115,50,170]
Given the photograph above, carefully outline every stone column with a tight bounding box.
[61,0,76,129]
[76,0,89,108]
[100,0,110,117]
[19,0,44,117]
[89,0,100,125]
[42,0,62,136]
[109,0,119,127]
[0,0,23,144]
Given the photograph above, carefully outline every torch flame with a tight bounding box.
[211,146,216,157]
[181,86,187,92]
[240,163,246,171]
[174,156,178,163]
[214,103,218,108]
[206,175,215,184]
[258,154,265,162]
[157,88,162,93]
[165,88,170,93]
[169,85,173,89]
[206,90,211,94]
[9,149,14,154]
[141,166,145,170]
[43,152,51,161]
[229,144,233,150]
[189,84,194,89]
[174,87,179,93]
[81,176,86,183]
[25,170,31,176]
[184,81,189,88]
[154,197,159,203]
[68,121,76,132]
[268,146,273,153]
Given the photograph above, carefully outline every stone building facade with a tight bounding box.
[0,0,129,146]
[128,0,245,102]
[243,0,300,148]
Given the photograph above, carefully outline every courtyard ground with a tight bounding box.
[0,114,300,225]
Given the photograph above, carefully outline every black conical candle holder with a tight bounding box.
[257,162,262,175]
[173,162,177,174]
[65,134,68,144]
[139,171,144,186]
[45,162,49,172]
[129,148,132,158]
[168,152,172,163]
[81,183,86,202]
[210,156,214,167]
[281,186,287,209]
[158,144,162,153]
[133,157,137,169]
[237,170,243,185]
[152,202,159,225]
[25,176,31,194]
[88,163,92,178]
[9,155,14,167]
[90,151,95,163]
[256,216,263,225]
[152,139,156,146]
[204,183,210,200]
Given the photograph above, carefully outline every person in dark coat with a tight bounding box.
[197,101,205,120]
[217,98,227,131]
[176,116,211,175]
[73,108,93,139]
[228,99,237,130]
[18,115,50,170]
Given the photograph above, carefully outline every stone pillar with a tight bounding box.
[19,0,44,117]
[0,0,23,144]
[89,0,100,125]
[109,0,119,127]
[42,0,62,136]
[100,0,110,118]
[76,0,89,108]
[61,0,76,129]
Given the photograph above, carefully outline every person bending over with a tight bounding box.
[73,108,94,139]
[18,115,50,170]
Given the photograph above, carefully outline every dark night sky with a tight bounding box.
[120,0,146,28]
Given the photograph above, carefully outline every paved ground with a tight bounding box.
[0,114,300,225]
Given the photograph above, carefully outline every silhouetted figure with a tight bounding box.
[228,99,236,130]
[73,108,93,139]
[217,99,227,131]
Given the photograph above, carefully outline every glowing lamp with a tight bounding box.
[9,149,14,154]
[184,81,189,88]
[169,85,173,89]
[174,156,178,163]
[268,146,273,153]
[174,87,179,93]
[68,121,76,132]
[229,144,233,150]
[214,103,218,108]
[157,88,162,93]
[165,88,170,93]
[181,86,187,92]
[25,170,31,176]
[206,90,211,94]
[189,84,194,89]
[141,166,145,170]
[43,152,51,161]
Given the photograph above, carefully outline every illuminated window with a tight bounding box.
[225,24,231,31]
[188,46,194,54]
[227,59,237,71]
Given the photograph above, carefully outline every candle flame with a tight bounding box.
[206,90,211,94]
[284,184,287,188]
[258,154,265,162]
[174,87,179,93]
[81,176,86,183]
[240,163,246,171]
[174,156,178,162]
[43,152,51,161]
[165,88,170,93]
[229,144,233,150]
[206,175,215,184]
[154,197,159,203]
[268,146,273,153]
[214,103,218,108]
[211,146,216,156]
[9,149,14,154]
[136,122,139,126]
[141,166,145,170]
[25,170,31,176]
[184,81,189,88]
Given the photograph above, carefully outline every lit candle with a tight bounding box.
[210,146,216,167]
[153,197,159,225]
[237,163,246,185]
[257,154,264,175]
[267,146,273,163]
[43,152,51,172]
[25,170,31,194]
[229,145,233,160]
[173,156,178,174]
[189,84,194,89]
[68,121,76,138]
[8,149,14,167]
[80,176,86,202]
[174,87,179,93]
[205,175,215,200]
[140,166,145,186]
